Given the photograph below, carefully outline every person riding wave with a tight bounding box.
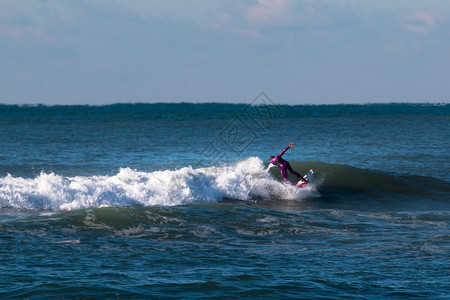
[267,143,307,185]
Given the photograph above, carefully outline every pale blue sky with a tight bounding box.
[1,0,449,104]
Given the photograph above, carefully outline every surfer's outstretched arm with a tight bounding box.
[266,163,275,171]
[276,143,294,159]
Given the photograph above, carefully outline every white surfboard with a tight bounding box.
[296,169,314,188]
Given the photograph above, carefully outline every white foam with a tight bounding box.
[0,157,318,211]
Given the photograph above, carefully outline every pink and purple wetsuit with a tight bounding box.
[267,146,305,185]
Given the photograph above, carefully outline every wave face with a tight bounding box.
[0,158,319,211]
[287,161,450,211]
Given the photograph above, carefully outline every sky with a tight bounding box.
[1,0,449,105]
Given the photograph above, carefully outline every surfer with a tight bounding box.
[267,143,306,185]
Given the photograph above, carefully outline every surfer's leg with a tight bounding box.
[286,163,306,181]
[280,166,292,184]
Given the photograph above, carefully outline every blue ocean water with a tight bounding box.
[0,102,449,298]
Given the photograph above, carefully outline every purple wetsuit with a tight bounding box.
[269,146,304,184]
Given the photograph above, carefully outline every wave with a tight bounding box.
[1,158,448,212]
[0,158,318,211]
[287,161,450,211]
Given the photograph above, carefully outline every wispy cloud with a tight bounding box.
[245,0,294,25]
[0,4,61,44]
[403,11,438,35]
[1,0,449,104]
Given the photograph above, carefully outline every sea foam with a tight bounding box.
[0,157,317,211]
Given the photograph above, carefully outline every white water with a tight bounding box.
[0,157,318,211]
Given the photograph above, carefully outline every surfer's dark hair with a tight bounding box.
[270,156,274,161]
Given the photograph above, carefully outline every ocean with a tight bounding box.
[0,100,449,298]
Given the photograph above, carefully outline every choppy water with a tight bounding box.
[0,102,449,298]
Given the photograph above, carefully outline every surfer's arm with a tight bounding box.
[276,145,292,159]
[266,163,275,171]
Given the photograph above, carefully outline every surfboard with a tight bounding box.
[296,169,314,188]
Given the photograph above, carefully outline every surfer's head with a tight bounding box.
[269,156,274,162]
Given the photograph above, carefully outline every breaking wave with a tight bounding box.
[0,157,318,211]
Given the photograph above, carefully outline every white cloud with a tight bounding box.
[111,0,221,23]
[245,0,294,25]
[403,12,438,34]
[1,0,450,104]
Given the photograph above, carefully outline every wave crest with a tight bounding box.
[0,157,317,211]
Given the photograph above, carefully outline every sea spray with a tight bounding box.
[0,157,317,211]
